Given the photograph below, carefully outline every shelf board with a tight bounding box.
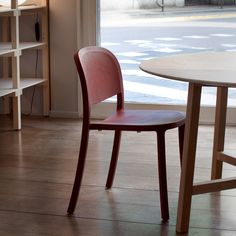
[0,78,46,91]
[0,42,46,56]
[0,4,45,13]
[0,89,16,97]
[20,78,46,89]
[0,79,16,97]
[19,5,46,12]
[0,43,15,56]
[0,6,14,14]
[19,42,46,50]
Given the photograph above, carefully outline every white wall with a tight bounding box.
[49,0,79,118]
[49,0,97,118]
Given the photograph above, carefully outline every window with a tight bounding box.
[80,0,236,124]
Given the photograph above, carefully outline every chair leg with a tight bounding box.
[157,131,169,221]
[105,130,122,189]
[67,125,90,215]
[178,124,185,166]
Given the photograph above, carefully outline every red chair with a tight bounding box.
[67,46,185,221]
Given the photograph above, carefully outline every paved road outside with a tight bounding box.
[100,5,236,105]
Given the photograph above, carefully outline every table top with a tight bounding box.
[140,51,236,87]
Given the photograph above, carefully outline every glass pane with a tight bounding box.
[100,1,236,106]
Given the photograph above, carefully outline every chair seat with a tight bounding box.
[90,109,185,131]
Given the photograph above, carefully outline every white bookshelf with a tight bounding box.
[0,0,49,130]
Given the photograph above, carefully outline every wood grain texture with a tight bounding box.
[0,115,236,235]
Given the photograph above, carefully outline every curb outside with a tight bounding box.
[101,5,236,26]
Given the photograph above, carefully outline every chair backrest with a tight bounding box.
[74,46,124,108]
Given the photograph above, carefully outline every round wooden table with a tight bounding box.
[140,51,236,233]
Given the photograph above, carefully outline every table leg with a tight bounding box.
[176,83,202,233]
[211,87,228,179]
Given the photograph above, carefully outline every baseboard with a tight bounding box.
[91,102,236,126]
[49,103,236,125]
[49,110,80,119]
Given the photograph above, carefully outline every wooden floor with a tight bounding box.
[0,115,236,235]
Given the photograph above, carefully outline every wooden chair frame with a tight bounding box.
[67,46,185,221]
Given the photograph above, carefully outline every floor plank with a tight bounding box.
[0,115,236,235]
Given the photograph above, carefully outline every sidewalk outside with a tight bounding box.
[100,5,236,105]
[101,5,236,27]
[101,0,235,10]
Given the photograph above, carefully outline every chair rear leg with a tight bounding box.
[178,124,185,166]
[106,130,122,189]
[157,131,169,221]
[67,126,89,215]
